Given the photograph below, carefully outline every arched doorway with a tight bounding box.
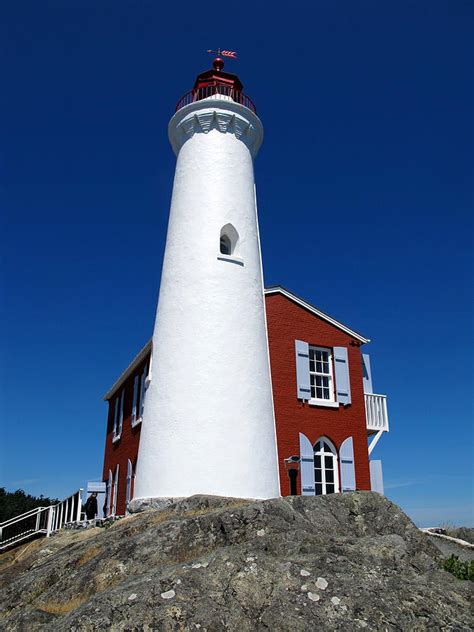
[314,437,339,495]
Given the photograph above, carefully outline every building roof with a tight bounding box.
[103,286,369,401]
[264,286,370,344]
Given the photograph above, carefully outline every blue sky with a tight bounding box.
[1,1,472,527]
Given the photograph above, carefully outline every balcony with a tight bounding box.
[175,84,257,114]
[365,393,389,434]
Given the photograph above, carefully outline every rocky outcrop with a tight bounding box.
[0,493,472,630]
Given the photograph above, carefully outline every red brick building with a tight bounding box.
[102,286,389,516]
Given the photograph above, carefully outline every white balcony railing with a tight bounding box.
[365,393,389,433]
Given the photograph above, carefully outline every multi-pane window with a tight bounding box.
[309,346,334,401]
[314,439,339,495]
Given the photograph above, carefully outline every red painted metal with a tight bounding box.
[175,84,257,114]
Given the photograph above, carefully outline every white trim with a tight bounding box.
[106,470,112,517]
[112,433,121,443]
[308,399,339,408]
[112,465,119,517]
[264,287,370,343]
[368,429,384,455]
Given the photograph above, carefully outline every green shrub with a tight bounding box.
[442,555,474,581]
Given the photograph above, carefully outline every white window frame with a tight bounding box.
[313,437,340,495]
[308,346,337,406]
[112,389,124,441]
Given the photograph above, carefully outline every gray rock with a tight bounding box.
[0,492,471,631]
[127,496,180,514]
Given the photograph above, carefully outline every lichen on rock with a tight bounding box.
[0,492,472,630]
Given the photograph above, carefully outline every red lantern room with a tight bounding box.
[175,56,256,113]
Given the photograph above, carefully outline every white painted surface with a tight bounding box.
[134,98,280,500]
[369,459,384,494]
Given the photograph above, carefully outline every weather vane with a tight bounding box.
[206,48,237,59]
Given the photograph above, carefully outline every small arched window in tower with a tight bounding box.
[219,224,239,256]
[220,234,231,255]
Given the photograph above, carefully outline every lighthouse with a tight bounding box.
[133,55,280,501]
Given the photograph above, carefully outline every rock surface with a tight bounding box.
[0,492,472,631]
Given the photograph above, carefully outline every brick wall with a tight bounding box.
[102,356,147,515]
[265,293,371,496]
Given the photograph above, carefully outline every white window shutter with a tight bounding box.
[370,460,384,495]
[340,436,356,491]
[118,390,124,434]
[106,470,112,517]
[112,465,119,516]
[132,376,139,422]
[126,459,133,505]
[295,340,311,400]
[140,369,147,418]
[113,398,119,435]
[299,432,315,495]
[334,347,351,405]
[362,354,373,394]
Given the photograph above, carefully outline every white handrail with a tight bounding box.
[0,506,47,528]
[0,488,83,551]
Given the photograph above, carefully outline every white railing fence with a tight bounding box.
[365,393,389,432]
[0,489,83,551]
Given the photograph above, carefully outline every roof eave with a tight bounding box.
[264,286,370,344]
[102,339,152,401]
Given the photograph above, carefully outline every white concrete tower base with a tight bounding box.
[134,97,280,500]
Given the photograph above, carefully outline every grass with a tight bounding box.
[442,555,474,581]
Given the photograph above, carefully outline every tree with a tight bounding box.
[0,488,59,522]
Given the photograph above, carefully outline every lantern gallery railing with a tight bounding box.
[365,393,389,433]
[0,489,83,551]
[175,85,257,114]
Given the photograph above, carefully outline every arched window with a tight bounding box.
[219,224,239,256]
[220,234,231,255]
[313,438,339,495]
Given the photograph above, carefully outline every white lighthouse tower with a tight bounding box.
[134,55,280,501]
